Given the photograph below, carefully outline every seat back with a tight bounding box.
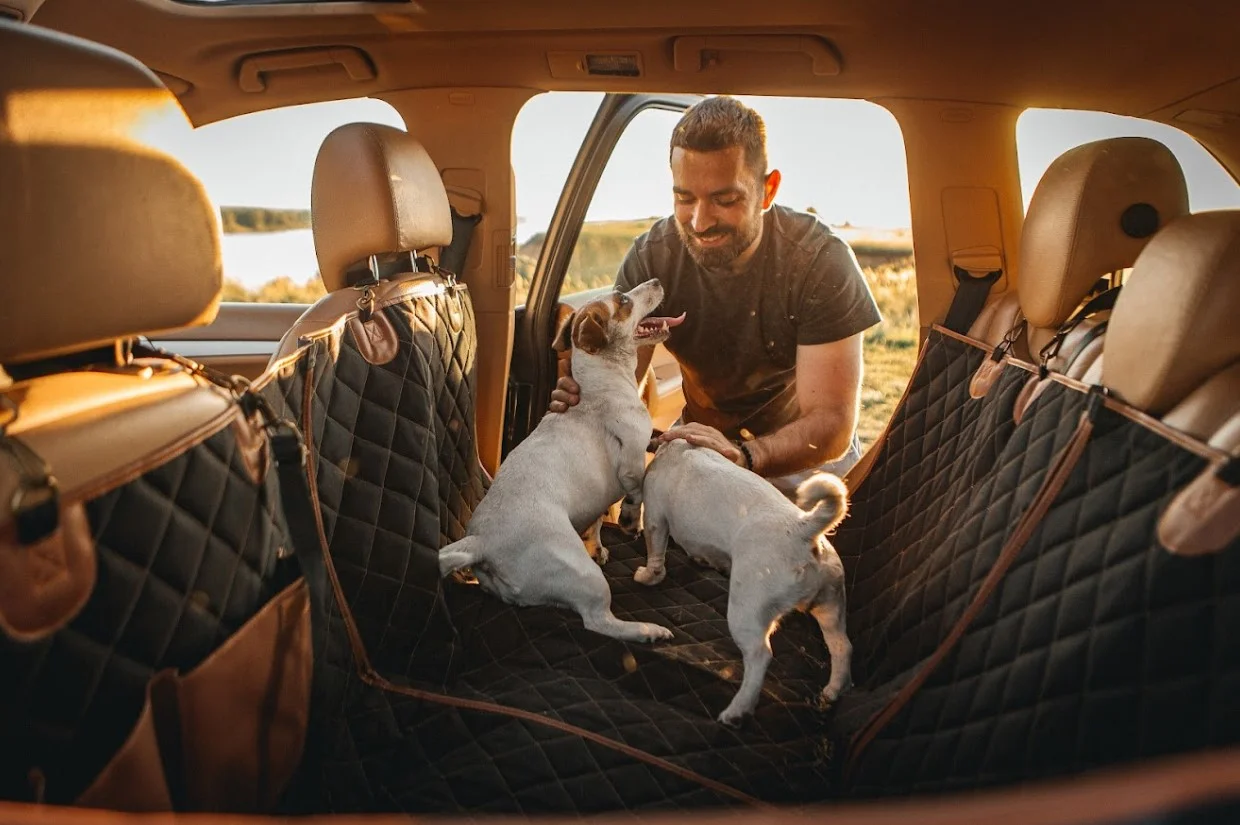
[970,136,1189,378]
[0,19,314,812]
[265,122,489,686]
[836,210,1240,796]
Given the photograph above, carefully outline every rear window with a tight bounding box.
[1017,108,1240,212]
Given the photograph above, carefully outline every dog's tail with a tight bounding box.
[439,536,484,578]
[795,472,849,543]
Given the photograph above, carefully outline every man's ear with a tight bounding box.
[574,310,608,355]
[552,310,576,352]
[762,168,782,210]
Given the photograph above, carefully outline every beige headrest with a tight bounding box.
[1019,137,1189,331]
[311,123,453,292]
[1103,210,1240,415]
[0,20,222,366]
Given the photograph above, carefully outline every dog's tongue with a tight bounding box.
[643,312,686,328]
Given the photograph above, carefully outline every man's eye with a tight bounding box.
[715,198,739,208]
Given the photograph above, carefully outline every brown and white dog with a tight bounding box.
[439,279,685,642]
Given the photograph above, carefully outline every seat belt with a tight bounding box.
[440,204,483,278]
[943,249,1004,334]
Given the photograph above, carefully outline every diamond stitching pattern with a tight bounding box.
[848,408,1240,796]
[0,421,291,804]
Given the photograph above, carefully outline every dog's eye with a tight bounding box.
[619,294,631,305]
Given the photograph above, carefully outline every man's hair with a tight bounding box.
[669,96,768,184]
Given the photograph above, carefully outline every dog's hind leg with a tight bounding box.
[810,591,853,703]
[634,506,669,586]
[718,602,775,727]
[581,516,609,566]
[438,536,484,578]
[568,557,673,643]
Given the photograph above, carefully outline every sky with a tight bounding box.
[176,91,1240,247]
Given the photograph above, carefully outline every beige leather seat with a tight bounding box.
[1104,210,1240,441]
[0,19,311,811]
[970,136,1189,378]
[1099,209,1240,557]
[271,122,455,364]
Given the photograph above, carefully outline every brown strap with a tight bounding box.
[844,388,1103,781]
[296,345,769,810]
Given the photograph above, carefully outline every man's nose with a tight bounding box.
[691,201,714,234]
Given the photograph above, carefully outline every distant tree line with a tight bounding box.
[219,206,311,234]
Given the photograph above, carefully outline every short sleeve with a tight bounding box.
[796,237,882,346]
[614,238,654,293]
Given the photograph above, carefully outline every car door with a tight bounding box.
[503,92,701,457]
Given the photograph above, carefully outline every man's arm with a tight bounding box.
[746,333,862,477]
[658,332,863,477]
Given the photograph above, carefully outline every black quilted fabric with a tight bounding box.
[832,334,1029,680]
[299,530,841,814]
[270,305,1239,814]
[0,419,294,805]
[847,403,1240,796]
[267,281,848,813]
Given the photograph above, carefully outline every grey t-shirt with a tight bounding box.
[614,204,881,440]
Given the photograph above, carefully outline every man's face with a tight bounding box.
[671,145,775,270]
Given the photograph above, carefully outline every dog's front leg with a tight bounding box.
[609,434,647,536]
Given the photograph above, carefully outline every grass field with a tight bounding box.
[225,217,920,450]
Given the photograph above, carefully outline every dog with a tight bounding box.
[637,438,853,725]
[439,279,686,643]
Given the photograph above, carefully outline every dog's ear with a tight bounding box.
[573,307,609,355]
[552,310,576,353]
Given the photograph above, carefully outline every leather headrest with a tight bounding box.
[0,20,222,365]
[311,122,453,292]
[1019,136,1189,331]
[1103,210,1240,416]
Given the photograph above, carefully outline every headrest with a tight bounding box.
[1019,136,1189,331]
[0,20,222,366]
[1103,210,1240,415]
[311,122,453,293]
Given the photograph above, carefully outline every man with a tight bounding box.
[551,96,881,494]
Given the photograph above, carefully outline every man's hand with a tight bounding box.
[548,375,581,414]
[658,423,746,468]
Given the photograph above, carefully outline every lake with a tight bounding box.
[221,229,321,290]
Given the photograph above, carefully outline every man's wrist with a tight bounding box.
[735,439,759,474]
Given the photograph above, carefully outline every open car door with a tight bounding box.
[503,92,701,457]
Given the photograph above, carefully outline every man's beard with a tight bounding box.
[676,214,762,270]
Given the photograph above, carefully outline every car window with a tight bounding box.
[511,93,914,450]
[175,97,407,303]
[1017,108,1240,213]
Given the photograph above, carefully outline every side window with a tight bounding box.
[176,98,406,303]
[560,105,683,303]
[511,92,605,305]
[1017,109,1240,213]
[512,93,913,452]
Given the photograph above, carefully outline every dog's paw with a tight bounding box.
[593,545,610,566]
[634,565,665,586]
[717,708,749,729]
[820,677,853,706]
[638,623,674,643]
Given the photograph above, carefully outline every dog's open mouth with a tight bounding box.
[635,312,686,342]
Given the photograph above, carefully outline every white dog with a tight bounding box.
[637,439,853,725]
[439,279,685,643]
